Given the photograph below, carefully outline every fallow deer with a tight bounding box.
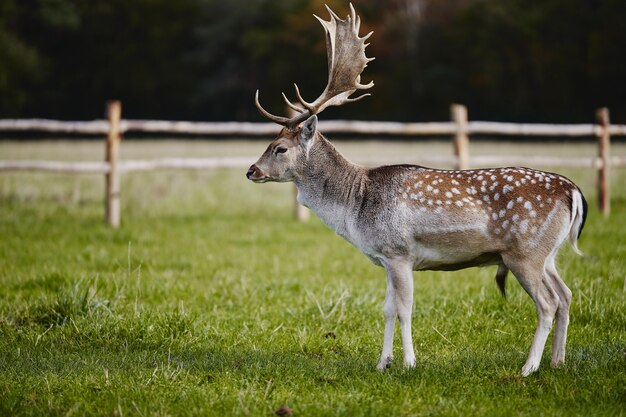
[247,4,587,376]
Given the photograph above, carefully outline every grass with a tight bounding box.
[1,139,625,416]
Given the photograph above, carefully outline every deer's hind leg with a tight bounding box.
[545,254,572,368]
[502,254,559,376]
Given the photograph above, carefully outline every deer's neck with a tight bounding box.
[294,137,367,237]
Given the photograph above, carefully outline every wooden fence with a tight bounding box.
[1,101,625,226]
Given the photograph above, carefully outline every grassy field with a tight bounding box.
[1,139,625,416]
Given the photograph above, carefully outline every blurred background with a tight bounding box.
[1,0,625,123]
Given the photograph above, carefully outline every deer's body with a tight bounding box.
[296,134,582,273]
[248,4,587,376]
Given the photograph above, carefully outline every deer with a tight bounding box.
[246,4,587,376]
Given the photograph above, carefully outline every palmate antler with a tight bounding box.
[255,3,375,128]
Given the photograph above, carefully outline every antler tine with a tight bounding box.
[325,4,341,21]
[255,90,292,125]
[345,93,371,104]
[282,92,305,114]
[293,83,315,112]
[357,80,375,90]
[350,3,359,31]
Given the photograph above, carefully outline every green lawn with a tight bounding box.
[0,140,625,416]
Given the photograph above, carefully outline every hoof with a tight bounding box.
[550,358,565,369]
[521,362,539,377]
[404,356,416,369]
[377,355,393,371]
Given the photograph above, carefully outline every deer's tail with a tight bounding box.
[568,188,588,256]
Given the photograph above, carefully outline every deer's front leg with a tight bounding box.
[377,273,397,370]
[378,260,416,370]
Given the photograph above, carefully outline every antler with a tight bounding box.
[256,3,374,128]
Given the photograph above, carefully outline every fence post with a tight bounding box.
[105,100,122,228]
[451,104,470,170]
[596,107,611,216]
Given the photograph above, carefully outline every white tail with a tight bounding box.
[568,189,587,256]
[247,4,587,377]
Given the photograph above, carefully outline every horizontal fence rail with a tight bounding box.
[3,119,626,137]
[0,119,111,134]
[3,155,625,174]
[1,102,624,226]
[0,160,110,173]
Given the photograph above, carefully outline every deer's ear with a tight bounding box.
[299,115,317,148]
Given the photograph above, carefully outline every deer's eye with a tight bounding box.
[275,147,288,155]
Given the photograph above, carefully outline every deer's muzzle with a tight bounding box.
[246,164,269,183]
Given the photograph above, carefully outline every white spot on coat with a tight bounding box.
[520,219,529,233]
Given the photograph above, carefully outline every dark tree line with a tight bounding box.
[1,0,625,123]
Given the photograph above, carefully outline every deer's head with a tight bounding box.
[246,116,318,183]
[247,4,374,183]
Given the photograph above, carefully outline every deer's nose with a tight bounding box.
[246,165,257,179]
